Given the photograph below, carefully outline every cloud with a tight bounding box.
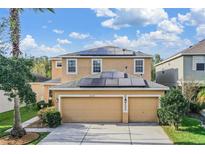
[94,8,168,30]
[69,32,90,39]
[91,8,116,17]
[84,32,191,58]
[20,35,66,57]
[53,29,64,34]
[178,9,205,26]
[157,18,183,34]
[57,38,71,45]
[196,24,205,40]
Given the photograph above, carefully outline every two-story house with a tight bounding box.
[155,40,205,87]
[31,46,168,123]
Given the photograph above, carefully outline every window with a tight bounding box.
[56,61,62,68]
[134,59,144,74]
[196,63,205,71]
[192,56,205,71]
[92,59,102,74]
[67,59,77,74]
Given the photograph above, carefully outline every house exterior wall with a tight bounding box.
[0,90,14,113]
[51,60,62,79]
[184,56,205,84]
[52,89,164,104]
[156,56,184,87]
[60,57,152,83]
[51,89,165,123]
[31,82,59,102]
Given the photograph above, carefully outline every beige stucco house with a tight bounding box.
[31,46,168,123]
[155,40,205,87]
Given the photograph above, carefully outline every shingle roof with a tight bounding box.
[180,39,205,55]
[50,71,168,90]
[32,73,50,82]
[155,39,205,66]
[58,46,152,57]
[43,78,61,83]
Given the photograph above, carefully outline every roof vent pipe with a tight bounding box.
[124,73,128,78]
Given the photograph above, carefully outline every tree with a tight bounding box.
[0,55,36,137]
[8,8,54,138]
[151,54,162,81]
[157,88,189,130]
[31,56,51,78]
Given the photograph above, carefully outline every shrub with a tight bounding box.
[157,88,189,130]
[197,88,205,104]
[38,106,56,122]
[45,111,61,128]
[37,100,48,110]
[37,107,61,127]
[189,102,201,113]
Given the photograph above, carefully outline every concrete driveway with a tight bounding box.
[38,123,172,145]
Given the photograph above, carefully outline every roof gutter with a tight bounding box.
[49,87,169,91]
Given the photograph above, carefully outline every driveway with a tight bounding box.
[38,123,172,145]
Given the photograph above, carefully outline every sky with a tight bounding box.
[0,8,205,58]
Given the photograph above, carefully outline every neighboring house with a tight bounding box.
[0,90,14,113]
[155,40,205,87]
[31,46,168,123]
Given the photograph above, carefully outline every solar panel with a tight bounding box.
[78,47,134,56]
[131,78,146,87]
[105,79,118,86]
[113,72,125,78]
[90,78,106,87]
[78,78,93,87]
[100,72,113,78]
[119,78,132,86]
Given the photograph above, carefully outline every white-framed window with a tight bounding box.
[92,59,102,74]
[67,59,77,74]
[134,59,144,74]
[55,61,62,68]
[192,56,205,71]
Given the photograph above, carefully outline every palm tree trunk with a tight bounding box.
[9,8,25,138]
[10,95,26,138]
[10,8,21,57]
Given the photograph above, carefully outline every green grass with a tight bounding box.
[29,132,49,145]
[163,116,205,144]
[0,106,37,134]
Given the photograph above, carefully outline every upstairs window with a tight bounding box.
[196,63,205,71]
[192,56,205,71]
[56,61,62,68]
[92,59,102,74]
[134,59,144,74]
[67,59,77,74]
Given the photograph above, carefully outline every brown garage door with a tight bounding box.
[128,97,159,122]
[61,97,122,123]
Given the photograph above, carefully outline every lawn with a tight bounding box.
[163,116,205,144]
[0,106,37,134]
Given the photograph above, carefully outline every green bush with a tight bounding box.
[190,102,201,113]
[37,100,48,110]
[197,88,205,104]
[37,107,56,122]
[157,88,189,129]
[45,111,61,128]
[38,107,61,127]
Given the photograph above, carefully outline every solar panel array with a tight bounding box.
[78,46,135,56]
[78,77,146,87]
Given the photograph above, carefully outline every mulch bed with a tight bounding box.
[0,132,40,145]
[26,120,48,128]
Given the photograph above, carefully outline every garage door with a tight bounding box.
[128,97,159,122]
[61,97,122,123]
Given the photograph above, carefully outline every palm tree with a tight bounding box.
[9,8,54,138]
